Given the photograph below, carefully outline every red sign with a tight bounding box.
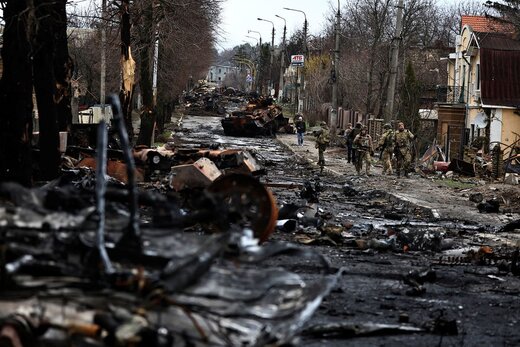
[291,54,305,66]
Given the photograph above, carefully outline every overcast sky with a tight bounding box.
[218,0,476,51]
[218,0,336,51]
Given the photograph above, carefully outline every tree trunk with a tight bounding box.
[52,0,73,132]
[120,0,135,140]
[136,2,156,147]
[32,0,62,180]
[0,0,34,186]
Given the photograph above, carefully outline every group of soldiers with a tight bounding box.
[297,114,415,177]
[307,117,414,177]
[344,121,415,177]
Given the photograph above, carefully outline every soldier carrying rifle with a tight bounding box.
[377,123,395,175]
[394,121,414,178]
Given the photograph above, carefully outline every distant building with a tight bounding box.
[206,65,236,85]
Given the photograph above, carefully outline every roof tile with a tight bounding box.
[461,15,513,33]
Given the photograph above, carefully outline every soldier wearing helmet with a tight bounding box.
[377,123,395,175]
[394,121,415,178]
[314,121,330,173]
[353,126,373,176]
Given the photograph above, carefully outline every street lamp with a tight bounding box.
[257,18,275,96]
[247,30,262,47]
[248,30,262,93]
[283,7,307,56]
[284,7,307,114]
[246,35,259,46]
[330,0,341,132]
[275,14,287,100]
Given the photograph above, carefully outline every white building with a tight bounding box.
[206,65,235,85]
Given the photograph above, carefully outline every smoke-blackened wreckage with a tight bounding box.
[0,86,519,347]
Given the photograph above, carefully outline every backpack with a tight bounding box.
[318,129,330,145]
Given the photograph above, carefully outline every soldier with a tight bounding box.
[295,114,306,146]
[394,121,415,178]
[353,126,373,176]
[377,123,395,175]
[344,123,353,163]
[348,122,362,165]
[314,121,330,173]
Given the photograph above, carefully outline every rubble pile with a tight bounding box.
[0,97,340,347]
[64,128,265,187]
[181,83,293,137]
[183,84,246,116]
[221,97,293,137]
[416,138,520,184]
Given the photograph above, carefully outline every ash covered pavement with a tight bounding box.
[0,100,519,346]
[174,113,520,346]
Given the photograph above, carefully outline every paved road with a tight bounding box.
[276,131,519,226]
[175,114,520,347]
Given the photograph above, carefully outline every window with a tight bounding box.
[219,69,222,73]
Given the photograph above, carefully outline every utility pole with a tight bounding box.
[331,0,341,131]
[258,18,275,96]
[100,0,107,119]
[385,0,404,122]
[284,7,307,113]
[270,25,274,96]
[248,30,262,93]
[275,15,286,100]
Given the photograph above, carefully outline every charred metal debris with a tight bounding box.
[221,97,293,137]
[182,84,293,137]
[416,138,520,184]
[0,95,341,347]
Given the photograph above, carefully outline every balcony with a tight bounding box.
[436,85,466,104]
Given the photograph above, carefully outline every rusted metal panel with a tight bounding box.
[481,48,520,107]
[207,174,278,243]
[170,157,222,191]
[77,157,145,183]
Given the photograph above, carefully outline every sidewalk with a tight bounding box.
[276,132,519,226]
[277,133,380,177]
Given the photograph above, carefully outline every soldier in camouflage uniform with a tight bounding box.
[394,121,414,178]
[377,123,395,175]
[353,126,373,176]
[314,121,330,173]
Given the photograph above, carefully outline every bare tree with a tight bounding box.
[68,0,221,145]
[0,0,72,184]
[341,0,393,115]
[0,0,34,185]
[445,0,487,43]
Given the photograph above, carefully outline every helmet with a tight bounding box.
[320,121,327,126]
[383,123,391,130]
